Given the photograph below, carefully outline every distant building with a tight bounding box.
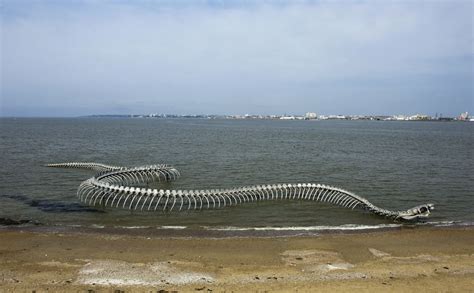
[458,112,469,121]
[327,115,346,120]
[305,112,317,120]
[438,117,454,121]
[408,114,430,121]
[280,116,295,120]
[394,115,407,121]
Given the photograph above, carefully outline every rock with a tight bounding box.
[0,217,31,225]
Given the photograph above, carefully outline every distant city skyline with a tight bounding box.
[1,0,473,117]
[84,111,471,121]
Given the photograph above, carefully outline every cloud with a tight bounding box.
[1,0,472,116]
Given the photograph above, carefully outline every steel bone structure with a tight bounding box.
[46,162,434,221]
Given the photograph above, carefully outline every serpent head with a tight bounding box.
[396,203,435,221]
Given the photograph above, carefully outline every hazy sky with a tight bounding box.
[1,0,473,117]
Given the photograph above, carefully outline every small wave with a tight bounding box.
[455,221,474,226]
[423,220,473,227]
[201,224,403,232]
[114,226,152,229]
[159,225,187,230]
[49,221,473,233]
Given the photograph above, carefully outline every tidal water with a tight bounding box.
[1,118,473,234]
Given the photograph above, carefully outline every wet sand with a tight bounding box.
[0,227,473,292]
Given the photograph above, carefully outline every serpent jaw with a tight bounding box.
[396,203,435,221]
[47,162,434,222]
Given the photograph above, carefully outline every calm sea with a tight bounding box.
[1,118,473,235]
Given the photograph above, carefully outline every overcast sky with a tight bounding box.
[1,0,472,117]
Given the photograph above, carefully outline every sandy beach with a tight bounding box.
[0,227,473,292]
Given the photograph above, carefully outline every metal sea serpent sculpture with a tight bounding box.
[47,162,434,221]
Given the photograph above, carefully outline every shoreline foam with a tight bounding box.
[1,220,472,240]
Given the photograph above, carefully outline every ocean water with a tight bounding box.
[0,118,473,234]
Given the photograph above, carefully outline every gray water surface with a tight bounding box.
[1,118,473,231]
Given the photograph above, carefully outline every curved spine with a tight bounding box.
[47,162,434,221]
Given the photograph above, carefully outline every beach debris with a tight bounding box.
[368,248,391,258]
[46,162,435,222]
[266,276,278,280]
[313,263,355,273]
[281,250,342,265]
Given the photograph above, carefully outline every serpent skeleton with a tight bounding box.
[46,162,434,221]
